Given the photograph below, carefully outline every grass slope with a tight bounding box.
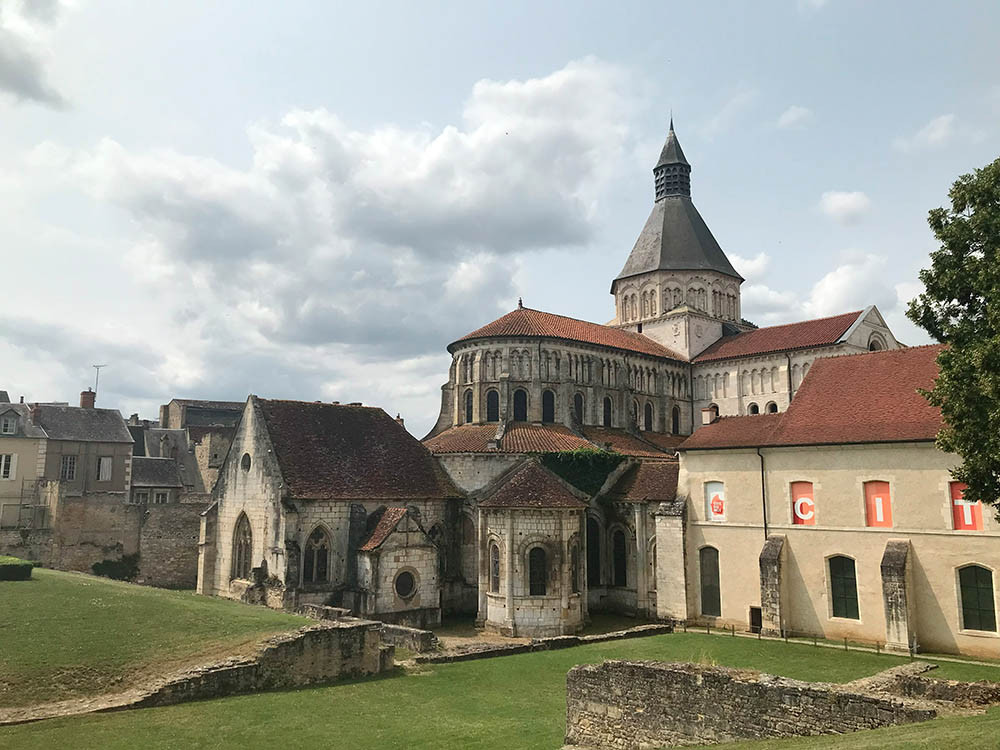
[3,633,999,750]
[0,568,307,707]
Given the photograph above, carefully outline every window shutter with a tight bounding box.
[9,453,16,481]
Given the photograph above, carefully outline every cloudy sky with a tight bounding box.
[2,1,998,437]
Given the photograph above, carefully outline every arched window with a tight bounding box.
[766,401,778,414]
[464,390,473,424]
[489,542,500,594]
[959,565,996,632]
[671,405,680,434]
[573,393,584,424]
[486,390,500,422]
[868,334,886,352]
[513,389,528,421]
[587,517,601,586]
[303,527,330,584]
[232,513,253,580]
[748,402,760,415]
[612,529,627,587]
[829,556,859,619]
[699,546,720,617]
[542,390,555,423]
[528,547,547,596]
[602,397,613,428]
[643,402,653,431]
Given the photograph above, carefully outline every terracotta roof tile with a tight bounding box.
[422,424,497,453]
[452,306,685,361]
[479,462,588,509]
[679,346,945,450]
[579,427,674,458]
[636,432,687,453]
[693,311,862,363]
[424,423,676,458]
[256,399,460,500]
[502,423,593,453]
[358,507,408,551]
[604,461,679,502]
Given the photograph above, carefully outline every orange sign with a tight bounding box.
[951,482,983,531]
[864,481,893,528]
[791,481,815,525]
[705,481,725,521]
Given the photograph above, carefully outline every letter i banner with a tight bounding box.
[864,481,893,528]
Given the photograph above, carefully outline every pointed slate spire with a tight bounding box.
[654,120,691,200]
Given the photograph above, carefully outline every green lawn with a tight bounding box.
[3,631,999,749]
[0,568,307,707]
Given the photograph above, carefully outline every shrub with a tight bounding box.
[92,553,140,581]
[540,449,624,496]
[0,555,35,581]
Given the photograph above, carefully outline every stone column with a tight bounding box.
[634,503,648,617]
[475,506,488,627]
[580,509,590,624]
[758,535,786,636]
[559,512,571,632]
[654,500,688,621]
[504,510,515,635]
[881,539,915,653]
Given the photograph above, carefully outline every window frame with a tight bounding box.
[699,546,721,617]
[611,528,627,587]
[485,389,500,422]
[153,491,168,505]
[958,565,997,633]
[59,454,77,481]
[133,490,149,505]
[0,415,15,435]
[0,453,14,480]
[828,555,860,620]
[527,546,547,596]
[489,542,501,594]
[231,513,253,581]
[541,389,556,423]
[512,389,528,422]
[97,456,113,482]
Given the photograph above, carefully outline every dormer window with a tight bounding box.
[0,415,15,435]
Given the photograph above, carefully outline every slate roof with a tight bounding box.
[478,461,588,509]
[32,405,133,443]
[679,346,945,450]
[131,457,184,488]
[128,425,147,455]
[358,507,409,552]
[0,403,47,439]
[451,306,685,361]
[656,122,688,167]
[604,461,680,502]
[424,423,676,458]
[256,399,460,500]
[693,311,862,363]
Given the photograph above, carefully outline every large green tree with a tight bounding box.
[907,156,1000,511]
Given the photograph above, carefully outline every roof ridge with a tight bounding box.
[747,310,862,333]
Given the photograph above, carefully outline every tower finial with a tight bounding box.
[517,296,523,309]
[669,111,674,132]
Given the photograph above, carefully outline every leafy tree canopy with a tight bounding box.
[907,156,1000,510]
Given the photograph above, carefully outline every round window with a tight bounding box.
[394,571,416,598]
[241,453,252,472]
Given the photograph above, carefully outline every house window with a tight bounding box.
[951,482,984,530]
[643,402,653,431]
[60,455,77,481]
[602,397,613,428]
[528,547,547,596]
[0,415,15,434]
[829,556,859,619]
[671,405,680,434]
[133,491,148,505]
[489,542,500,593]
[153,491,168,505]
[303,527,330,584]
[864,481,893,527]
[587,517,601,586]
[513,389,528,421]
[959,565,996,632]
[486,390,500,422]
[699,546,721,617]
[232,513,253,580]
[612,529,627,587]
[97,456,113,482]
[464,390,473,424]
[791,481,815,525]
[541,390,555,423]
[573,393,584,424]
[766,402,778,414]
[0,454,14,480]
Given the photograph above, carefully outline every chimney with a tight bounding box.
[80,388,96,409]
[395,413,405,429]
[701,405,719,426]
[30,404,41,424]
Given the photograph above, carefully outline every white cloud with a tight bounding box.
[703,87,758,139]
[730,252,770,282]
[818,190,871,224]
[776,105,813,129]
[11,57,635,436]
[892,114,956,152]
[0,0,71,107]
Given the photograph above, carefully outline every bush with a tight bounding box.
[91,553,140,581]
[0,555,35,581]
[540,449,624,496]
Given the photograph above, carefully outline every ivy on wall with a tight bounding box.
[539,449,624,497]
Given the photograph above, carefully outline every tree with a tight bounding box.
[907,156,1000,511]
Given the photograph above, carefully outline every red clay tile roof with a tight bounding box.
[451,306,685,361]
[604,461,680,502]
[256,399,460,500]
[422,424,498,453]
[679,345,945,450]
[358,507,408,551]
[693,311,862,363]
[479,461,588,509]
[636,432,687,453]
[579,427,674,458]
[503,423,593,453]
[424,422,676,457]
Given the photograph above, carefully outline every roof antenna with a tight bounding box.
[92,364,107,394]
[518,297,523,309]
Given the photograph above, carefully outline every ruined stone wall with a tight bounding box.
[0,528,52,562]
[50,494,142,572]
[379,623,440,653]
[565,661,935,749]
[137,502,206,588]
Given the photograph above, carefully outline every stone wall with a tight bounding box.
[895,674,1000,707]
[50,495,142,572]
[564,660,936,749]
[0,528,52,563]
[137,503,206,588]
[380,623,440,653]
[133,620,392,708]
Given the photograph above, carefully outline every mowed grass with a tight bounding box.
[4,632,1000,750]
[0,568,308,707]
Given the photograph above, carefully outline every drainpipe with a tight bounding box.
[757,447,768,541]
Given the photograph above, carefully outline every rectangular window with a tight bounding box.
[951,482,984,531]
[960,566,997,632]
[704,481,726,522]
[133,491,148,505]
[0,454,14,480]
[0,416,15,434]
[864,481,893,528]
[790,481,815,525]
[829,556,860,620]
[154,491,168,505]
[97,456,113,482]
[60,454,77,481]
